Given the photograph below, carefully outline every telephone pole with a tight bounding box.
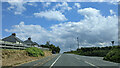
[70,45,71,51]
[111,41,114,46]
[77,37,79,49]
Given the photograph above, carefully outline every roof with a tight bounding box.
[24,37,35,45]
[33,42,39,45]
[2,33,23,43]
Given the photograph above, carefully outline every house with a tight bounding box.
[24,37,39,47]
[33,42,39,47]
[2,33,23,44]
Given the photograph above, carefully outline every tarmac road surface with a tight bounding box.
[18,54,119,68]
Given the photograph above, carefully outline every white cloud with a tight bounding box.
[78,7,100,17]
[7,1,26,15]
[74,3,81,8]
[7,6,15,10]
[7,2,37,15]
[5,21,49,42]
[2,0,120,2]
[5,8,118,52]
[109,2,118,5]
[27,2,38,7]
[110,9,116,15]
[49,8,118,51]
[53,2,72,12]
[34,10,67,21]
[6,2,72,15]
[43,2,51,7]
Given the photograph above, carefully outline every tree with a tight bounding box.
[56,46,60,53]
[45,41,50,46]
[49,44,55,50]
[41,41,61,53]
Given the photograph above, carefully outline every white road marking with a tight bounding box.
[49,55,61,68]
[75,57,80,60]
[84,61,99,68]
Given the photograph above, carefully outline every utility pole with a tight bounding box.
[77,37,79,49]
[70,44,71,51]
[111,41,114,46]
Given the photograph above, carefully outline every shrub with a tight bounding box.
[103,48,120,63]
[78,50,109,57]
[25,47,44,57]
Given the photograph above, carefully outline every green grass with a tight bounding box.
[25,47,44,57]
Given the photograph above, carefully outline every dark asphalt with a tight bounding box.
[16,54,119,68]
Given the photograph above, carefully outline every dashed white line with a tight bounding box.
[75,57,80,60]
[49,55,61,68]
[84,61,95,66]
[84,61,99,68]
[75,56,99,68]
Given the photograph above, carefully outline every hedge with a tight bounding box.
[103,48,120,63]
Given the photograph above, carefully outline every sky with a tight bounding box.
[2,2,118,53]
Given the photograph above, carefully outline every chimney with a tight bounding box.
[28,37,31,40]
[12,33,16,36]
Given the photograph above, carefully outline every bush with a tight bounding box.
[64,46,120,58]
[103,48,120,63]
[78,50,109,57]
[25,47,44,57]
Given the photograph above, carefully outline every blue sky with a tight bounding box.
[2,2,118,52]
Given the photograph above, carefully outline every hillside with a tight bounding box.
[2,49,52,66]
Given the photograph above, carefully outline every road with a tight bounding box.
[17,54,119,68]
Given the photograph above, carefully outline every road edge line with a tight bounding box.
[49,55,61,68]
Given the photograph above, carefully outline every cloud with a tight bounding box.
[7,6,15,10]
[43,2,51,7]
[2,0,119,2]
[6,2,72,16]
[5,21,49,42]
[109,2,118,5]
[5,8,118,52]
[74,3,81,8]
[27,2,38,7]
[7,1,38,15]
[53,2,72,12]
[34,10,67,21]
[50,8,118,51]
[7,0,26,15]
[78,7,100,17]
[110,9,116,15]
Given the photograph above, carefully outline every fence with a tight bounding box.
[0,40,49,51]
